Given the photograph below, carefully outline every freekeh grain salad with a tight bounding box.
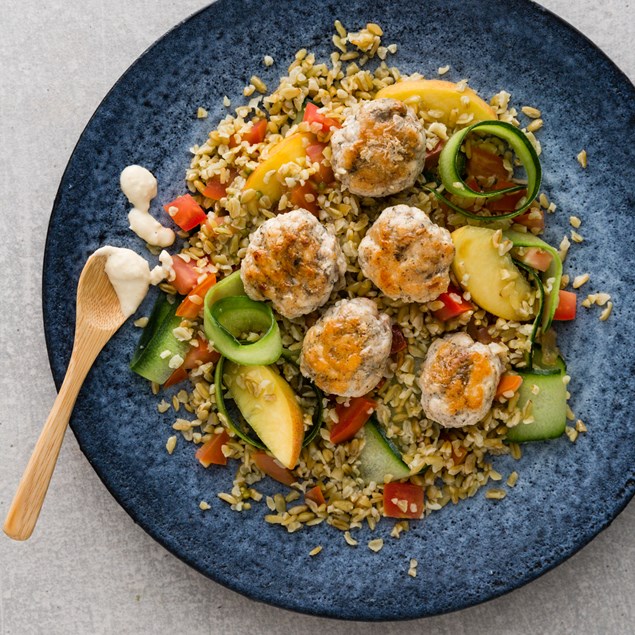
[128,21,595,540]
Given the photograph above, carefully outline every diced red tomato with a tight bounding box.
[330,395,378,445]
[305,142,334,185]
[553,290,577,321]
[195,430,230,467]
[229,118,268,148]
[514,247,553,272]
[466,146,509,181]
[183,338,220,370]
[495,373,524,399]
[465,173,526,214]
[175,273,217,318]
[171,255,201,295]
[463,175,481,194]
[163,194,207,231]
[488,182,527,213]
[514,207,545,231]
[242,118,268,145]
[432,286,474,321]
[286,141,336,213]
[163,338,220,388]
[163,366,188,389]
[303,102,340,133]
[390,324,407,355]
[424,139,445,170]
[202,177,228,200]
[289,181,319,216]
[383,482,424,519]
[465,148,530,213]
[253,451,296,486]
[305,485,327,506]
[305,142,326,164]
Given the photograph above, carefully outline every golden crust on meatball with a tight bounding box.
[299,298,392,397]
[330,99,426,197]
[418,333,503,428]
[358,204,454,303]
[241,209,346,319]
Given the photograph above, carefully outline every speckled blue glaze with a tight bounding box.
[43,0,635,620]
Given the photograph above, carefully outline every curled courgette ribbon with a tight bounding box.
[205,295,283,365]
[430,120,542,220]
[506,230,563,373]
[203,271,283,365]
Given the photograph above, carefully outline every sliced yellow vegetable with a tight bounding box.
[243,132,314,205]
[376,79,496,125]
[223,361,304,469]
[451,225,534,322]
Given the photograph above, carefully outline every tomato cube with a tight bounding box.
[433,286,474,321]
[330,396,377,444]
[553,290,577,321]
[164,194,207,231]
[383,482,424,519]
[195,430,230,467]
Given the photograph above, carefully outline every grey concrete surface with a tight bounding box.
[1,1,633,633]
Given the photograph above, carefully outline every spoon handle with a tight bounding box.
[3,330,107,541]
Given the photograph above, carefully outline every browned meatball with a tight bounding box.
[330,98,426,197]
[240,209,346,319]
[418,333,503,428]
[299,298,392,397]
[358,204,454,303]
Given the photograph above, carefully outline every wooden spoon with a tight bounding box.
[4,254,126,541]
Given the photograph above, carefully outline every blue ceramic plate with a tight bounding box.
[43,0,635,620]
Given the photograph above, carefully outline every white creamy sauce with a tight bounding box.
[120,165,175,247]
[156,249,175,283]
[94,246,170,318]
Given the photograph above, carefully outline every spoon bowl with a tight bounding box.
[76,254,126,331]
